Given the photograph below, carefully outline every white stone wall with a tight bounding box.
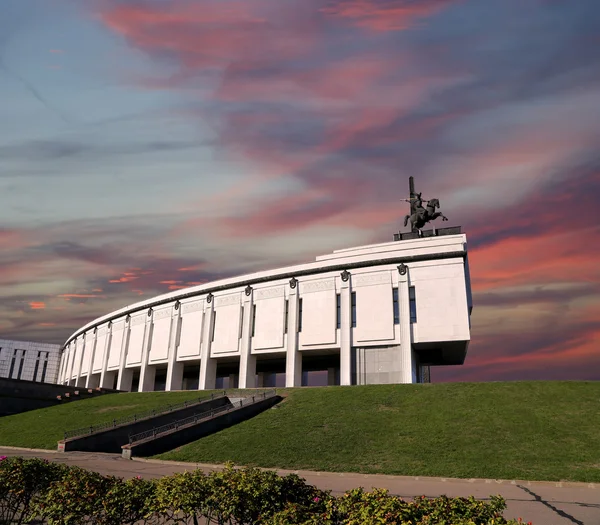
[59,234,471,390]
[0,339,62,384]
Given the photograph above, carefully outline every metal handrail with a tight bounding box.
[127,390,277,445]
[63,391,227,440]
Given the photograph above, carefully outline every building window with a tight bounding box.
[284,299,289,334]
[41,353,48,383]
[33,351,41,382]
[298,298,303,332]
[211,311,217,342]
[351,292,356,328]
[392,288,399,324]
[251,304,257,337]
[8,349,17,378]
[336,293,341,329]
[16,350,25,380]
[409,286,417,323]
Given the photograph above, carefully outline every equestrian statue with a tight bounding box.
[402,177,448,235]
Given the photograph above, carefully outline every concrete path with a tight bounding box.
[1,447,598,525]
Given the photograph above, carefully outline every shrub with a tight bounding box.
[153,470,210,524]
[0,456,69,525]
[1,457,533,525]
[34,466,118,525]
[265,489,529,525]
[101,476,157,525]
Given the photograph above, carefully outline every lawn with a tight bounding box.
[0,390,215,449]
[157,381,600,483]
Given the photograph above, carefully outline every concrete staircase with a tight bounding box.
[0,377,119,416]
[121,390,280,458]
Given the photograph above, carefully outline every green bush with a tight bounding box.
[34,466,118,525]
[0,457,533,525]
[0,456,69,525]
[266,488,531,525]
[153,469,209,524]
[101,476,157,525]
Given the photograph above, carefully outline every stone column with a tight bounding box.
[166,311,184,391]
[239,293,256,388]
[100,325,117,389]
[199,304,217,390]
[398,267,416,383]
[138,315,155,392]
[339,277,352,386]
[74,338,86,387]
[84,332,98,388]
[285,287,301,387]
[116,324,133,391]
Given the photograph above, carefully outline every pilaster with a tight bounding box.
[339,278,352,386]
[397,267,416,383]
[285,285,301,387]
[116,323,132,391]
[239,291,256,388]
[84,333,98,388]
[166,310,184,391]
[199,304,217,390]
[138,314,155,392]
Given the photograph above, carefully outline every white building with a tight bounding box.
[0,339,62,384]
[58,229,472,391]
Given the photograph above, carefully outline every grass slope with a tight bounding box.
[0,390,214,449]
[158,382,600,483]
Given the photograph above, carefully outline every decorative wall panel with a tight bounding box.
[126,316,146,366]
[106,321,125,370]
[72,338,84,378]
[354,283,394,342]
[253,295,285,350]
[177,310,203,359]
[92,330,107,373]
[149,312,172,363]
[211,303,241,354]
[300,287,336,346]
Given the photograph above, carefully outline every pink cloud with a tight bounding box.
[321,0,458,32]
[29,301,46,310]
[57,293,105,299]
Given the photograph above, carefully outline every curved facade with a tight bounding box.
[58,231,472,391]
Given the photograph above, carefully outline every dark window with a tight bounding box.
[392,288,399,324]
[251,304,257,337]
[284,299,289,334]
[336,293,341,329]
[16,351,25,380]
[8,349,17,378]
[41,353,48,383]
[351,292,356,328]
[33,351,41,382]
[409,286,417,323]
[211,311,217,341]
[239,306,244,339]
[298,298,303,332]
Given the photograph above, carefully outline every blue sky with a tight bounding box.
[1,0,599,382]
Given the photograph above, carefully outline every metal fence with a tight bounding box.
[63,391,227,440]
[128,390,277,445]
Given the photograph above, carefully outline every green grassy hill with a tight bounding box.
[0,390,214,449]
[158,382,600,483]
[1,382,598,482]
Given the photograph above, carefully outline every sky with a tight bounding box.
[0,0,599,383]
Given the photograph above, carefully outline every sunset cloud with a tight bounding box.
[0,0,598,383]
[29,302,46,310]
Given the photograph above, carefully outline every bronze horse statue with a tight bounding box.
[404,194,448,234]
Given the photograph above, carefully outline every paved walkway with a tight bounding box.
[1,447,598,525]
